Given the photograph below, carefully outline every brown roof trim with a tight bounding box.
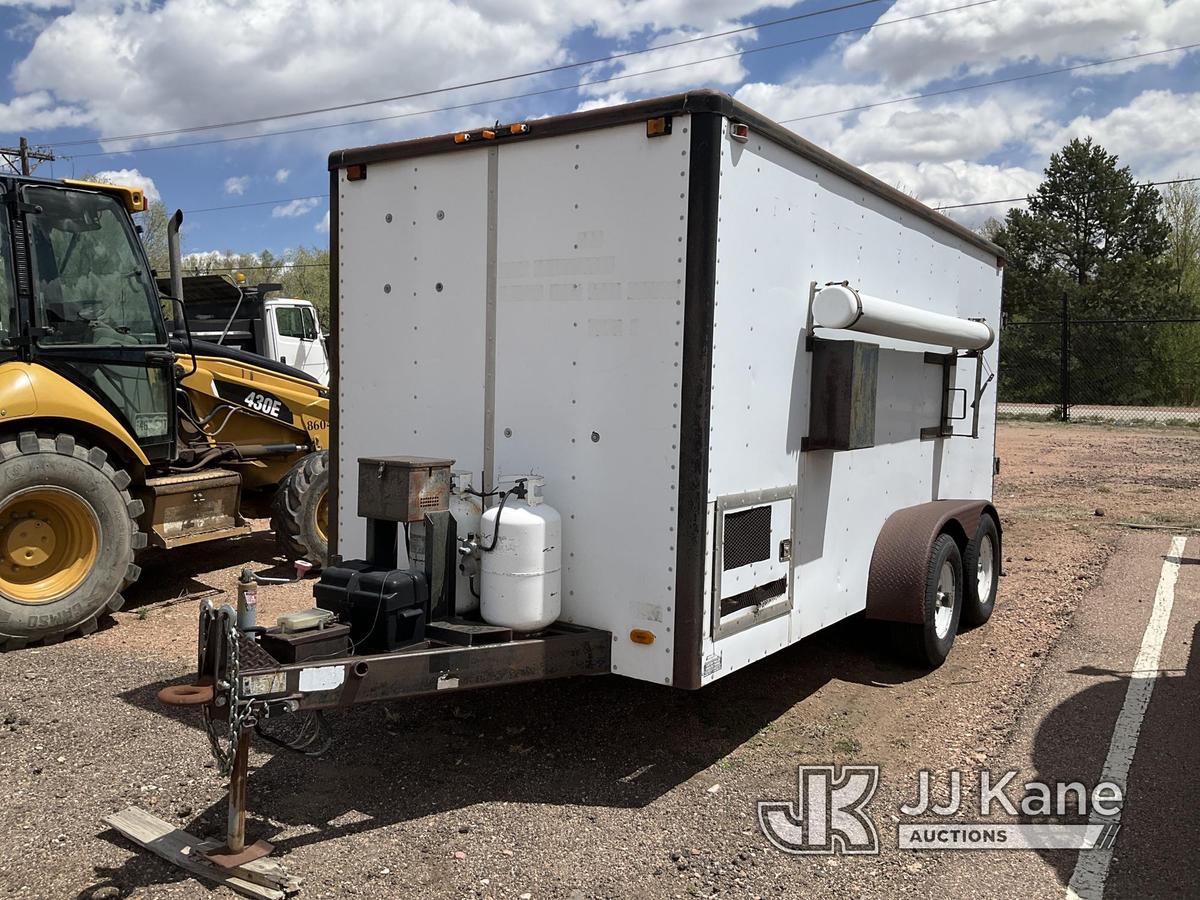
[328,89,1005,262]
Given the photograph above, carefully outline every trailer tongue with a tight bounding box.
[158,455,610,865]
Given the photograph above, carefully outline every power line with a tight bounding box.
[186,194,324,213]
[65,0,999,161]
[52,0,893,148]
[779,41,1200,123]
[936,176,1200,211]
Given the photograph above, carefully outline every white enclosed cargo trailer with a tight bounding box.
[327,90,1005,687]
[159,93,1006,858]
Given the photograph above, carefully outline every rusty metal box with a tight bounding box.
[802,337,878,451]
[357,456,454,523]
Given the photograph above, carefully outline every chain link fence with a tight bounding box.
[1000,316,1200,426]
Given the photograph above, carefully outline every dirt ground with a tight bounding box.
[1,421,1197,900]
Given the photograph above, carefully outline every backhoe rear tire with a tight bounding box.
[271,450,329,568]
[0,432,144,651]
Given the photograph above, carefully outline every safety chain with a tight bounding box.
[202,612,252,776]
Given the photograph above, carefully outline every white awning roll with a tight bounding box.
[812,284,994,351]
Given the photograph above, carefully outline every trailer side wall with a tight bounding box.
[698,119,1002,683]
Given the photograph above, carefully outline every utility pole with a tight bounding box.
[0,136,55,175]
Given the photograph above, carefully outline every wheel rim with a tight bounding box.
[0,487,100,604]
[933,559,956,640]
[314,490,328,543]
[977,534,996,604]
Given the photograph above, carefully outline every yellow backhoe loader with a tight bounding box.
[0,176,329,649]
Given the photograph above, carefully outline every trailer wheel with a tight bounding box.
[895,533,962,668]
[0,433,143,650]
[271,450,329,567]
[962,513,999,627]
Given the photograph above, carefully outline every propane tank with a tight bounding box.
[449,471,483,612]
[479,475,562,632]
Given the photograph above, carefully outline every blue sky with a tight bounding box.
[0,0,1196,257]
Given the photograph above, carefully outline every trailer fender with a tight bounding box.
[865,499,1001,624]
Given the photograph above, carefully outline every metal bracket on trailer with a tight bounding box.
[920,347,994,440]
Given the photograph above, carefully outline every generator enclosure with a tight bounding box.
[329,91,1004,689]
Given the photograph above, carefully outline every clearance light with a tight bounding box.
[346,163,367,182]
[234,272,246,285]
[629,629,656,645]
[509,123,529,134]
[730,122,750,143]
[646,116,671,138]
[482,129,496,139]
[454,132,471,144]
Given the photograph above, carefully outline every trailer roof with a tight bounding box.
[329,90,1004,262]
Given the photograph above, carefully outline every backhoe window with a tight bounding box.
[26,187,165,347]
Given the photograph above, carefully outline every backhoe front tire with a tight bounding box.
[0,433,143,650]
[271,450,329,568]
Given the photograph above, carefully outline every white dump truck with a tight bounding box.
[162,91,1004,860]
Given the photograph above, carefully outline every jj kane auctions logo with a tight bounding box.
[759,765,1124,854]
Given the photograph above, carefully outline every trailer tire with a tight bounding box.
[271,450,329,567]
[0,432,142,650]
[894,533,962,668]
[962,513,999,627]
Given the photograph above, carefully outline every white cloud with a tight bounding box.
[224,176,250,196]
[574,92,634,113]
[274,167,290,183]
[5,0,787,150]
[861,159,1042,226]
[1035,90,1200,183]
[272,197,320,218]
[735,80,894,148]
[0,89,86,130]
[91,168,161,203]
[842,0,1200,89]
[315,210,329,233]
[831,95,1053,165]
[578,24,754,97]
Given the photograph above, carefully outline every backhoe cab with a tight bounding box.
[0,176,329,650]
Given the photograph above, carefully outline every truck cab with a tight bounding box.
[156,274,330,384]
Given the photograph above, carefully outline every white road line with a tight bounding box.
[1065,534,1188,900]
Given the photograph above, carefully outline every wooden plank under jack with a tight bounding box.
[102,807,301,899]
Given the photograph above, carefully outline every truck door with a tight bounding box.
[271,303,328,382]
[21,185,176,462]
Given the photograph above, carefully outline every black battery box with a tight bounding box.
[314,559,429,653]
[259,622,352,664]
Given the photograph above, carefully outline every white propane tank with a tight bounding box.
[449,471,483,612]
[479,475,562,632]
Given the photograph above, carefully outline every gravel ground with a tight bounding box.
[1,421,1197,900]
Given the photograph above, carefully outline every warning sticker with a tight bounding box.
[299,665,345,692]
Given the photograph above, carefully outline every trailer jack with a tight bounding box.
[158,599,275,868]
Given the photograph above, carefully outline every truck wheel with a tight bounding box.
[962,513,999,627]
[271,450,329,567]
[895,533,962,668]
[0,433,143,650]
